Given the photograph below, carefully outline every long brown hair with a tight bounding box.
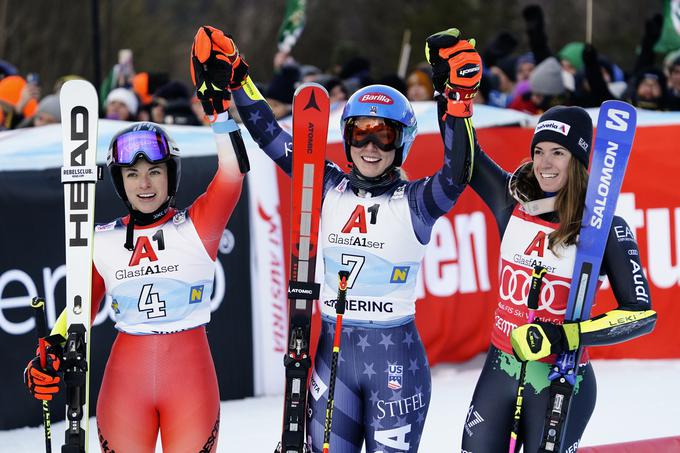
[510,158,588,254]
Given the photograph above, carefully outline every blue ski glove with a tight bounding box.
[511,320,580,362]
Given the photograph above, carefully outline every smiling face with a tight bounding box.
[121,159,169,213]
[532,141,572,193]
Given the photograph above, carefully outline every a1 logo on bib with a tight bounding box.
[341,204,381,234]
[523,230,547,257]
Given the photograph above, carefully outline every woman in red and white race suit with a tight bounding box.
[24,116,249,452]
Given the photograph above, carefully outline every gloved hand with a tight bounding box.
[190,25,249,116]
[23,336,63,401]
[510,320,580,362]
[425,28,482,117]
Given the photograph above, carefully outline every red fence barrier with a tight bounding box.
[276,124,680,365]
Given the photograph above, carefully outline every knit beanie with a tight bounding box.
[558,42,585,72]
[530,105,593,167]
[529,57,565,96]
[106,87,139,115]
[36,94,61,121]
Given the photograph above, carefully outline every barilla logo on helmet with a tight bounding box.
[457,64,481,78]
[534,120,571,136]
[359,93,394,104]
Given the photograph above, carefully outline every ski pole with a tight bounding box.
[31,296,52,453]
[508,265,547,453]
[322,270,350,453]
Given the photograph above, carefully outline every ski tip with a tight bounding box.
[594,100,637,144]
[598,100,637,122]
[60,79,98,97]
[294,82,329,98]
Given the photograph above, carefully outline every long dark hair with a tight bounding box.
[510,158,588,254]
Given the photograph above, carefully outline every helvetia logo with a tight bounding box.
[359,93,394,104]
[534,120,571,136]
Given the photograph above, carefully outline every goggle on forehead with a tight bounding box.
[110,130,172,166]
[345,118,402,151]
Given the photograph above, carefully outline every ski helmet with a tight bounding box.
[106,122,181,207]
[340,84,417,167]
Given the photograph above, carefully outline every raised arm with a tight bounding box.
[422,29,515,239]
[187,26,251,260]
[232,79,293,175]
[188,113,248,260]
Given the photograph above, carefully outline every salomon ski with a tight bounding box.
[541,100,637,452]
[278,83,330,453]
[59,79,99,453]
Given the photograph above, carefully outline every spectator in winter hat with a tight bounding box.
[149,79,184,124]
[34,94,62,126]
[628,69,667,110]
[105,87,138,121]
[406,67,434,101]
[558,42,585,75]
[511,57,574,114]
[487,56,518,107]
[515,52,535,82]
[17,94,61,128]
[530,57,568,97]
[666,57,680,110]
[0,75,39,129]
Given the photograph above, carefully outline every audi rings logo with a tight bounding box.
[499,265,568,315]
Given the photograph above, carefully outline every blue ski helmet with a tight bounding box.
[340,84,417,167]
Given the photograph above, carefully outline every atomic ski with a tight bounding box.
[540,100,637,452]
[59,80,99,453]
[278,82,330,453]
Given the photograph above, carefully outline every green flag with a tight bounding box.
[655,0,680,53]
[277,0,306,53]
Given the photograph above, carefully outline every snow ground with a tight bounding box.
[3,356,679,452]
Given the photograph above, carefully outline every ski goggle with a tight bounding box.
[345,118,402,151]
[110,130,172,166]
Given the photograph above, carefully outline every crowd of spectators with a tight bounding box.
[2,4,680,133]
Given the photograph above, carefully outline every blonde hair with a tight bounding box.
[509,159,588,254]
